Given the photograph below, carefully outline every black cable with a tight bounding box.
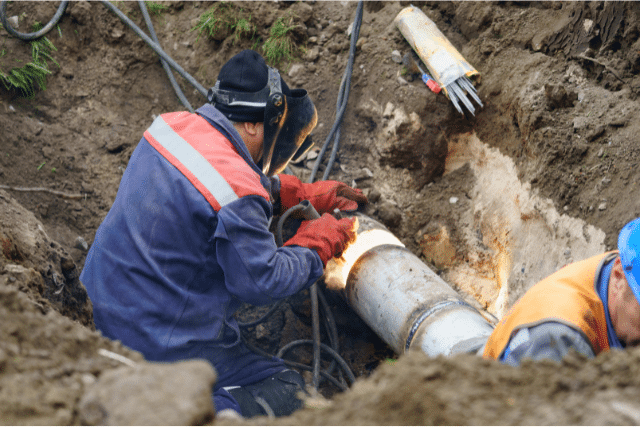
[137,1,193,113]
[276,339,356,385]
[0,0,68,41]
[310,1,364,183]
[99,0,208,98]
[303,0,364,392]
[309,281,322,389]
[242,335,348,392]
[237,299,285,328]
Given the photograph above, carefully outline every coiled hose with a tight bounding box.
[0,0,201,111]
[0,1,68,41]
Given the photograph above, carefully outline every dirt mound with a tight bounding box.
[2,1,640,424]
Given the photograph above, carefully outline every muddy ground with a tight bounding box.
[2,1,640,425]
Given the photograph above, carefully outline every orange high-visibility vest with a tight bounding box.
[483,252,616,360]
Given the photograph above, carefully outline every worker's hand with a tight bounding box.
[283,213,357,267]
[278,174,368,215]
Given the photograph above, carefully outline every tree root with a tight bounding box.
[0,185,83,200]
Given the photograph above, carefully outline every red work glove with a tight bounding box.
[284,213,357,267]
[278,174,368,215]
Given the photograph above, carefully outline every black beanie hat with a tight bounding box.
[214,49,291,123]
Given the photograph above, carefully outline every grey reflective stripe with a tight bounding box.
[227,100,267,107]
[147,116,238,207]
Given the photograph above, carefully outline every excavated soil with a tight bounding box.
[2,1,640,425]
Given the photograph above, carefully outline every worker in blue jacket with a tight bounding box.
[80,50,367,418]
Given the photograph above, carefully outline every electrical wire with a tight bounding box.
[310,1,364,183]
[137,1,193,113]
[99,0,208,98]
[0,0,68,41]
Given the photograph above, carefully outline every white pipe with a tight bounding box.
[325,214,495,356]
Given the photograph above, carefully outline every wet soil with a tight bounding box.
[2,1,640,425]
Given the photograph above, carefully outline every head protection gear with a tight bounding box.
[618,218,640,305]
[208,50,318,176]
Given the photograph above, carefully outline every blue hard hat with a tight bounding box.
[618,218,640,304]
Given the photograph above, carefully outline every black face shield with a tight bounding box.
[208,67,318,176]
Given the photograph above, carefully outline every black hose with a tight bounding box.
[242,335,348,392]
[276,339,356,385]
[303,0,363,392]
[310,1,364,183]
[275,200,319,247]
[137,1,193,113]
[0,0,68,41]
[237,299,285,328]
[99,0,208,98]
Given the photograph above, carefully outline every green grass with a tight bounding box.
[145,1,169,25]
[262,16,297,67]
[191,2,255,43]
[0,23,59,98]
[145,1,169,16]
[191,5,301,68]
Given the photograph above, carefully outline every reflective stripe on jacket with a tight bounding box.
[483,252,615,360]
[80,104,323,365]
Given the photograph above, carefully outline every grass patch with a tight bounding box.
[191,5,302,68]
[0,23,59,98]
[145,1,169,16]
[145,1,169,25]
[262,15,297,67]
[191,2,255,43]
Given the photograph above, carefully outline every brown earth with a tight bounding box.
[2,1,640,425]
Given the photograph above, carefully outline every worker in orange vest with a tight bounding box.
[483,218,640,366]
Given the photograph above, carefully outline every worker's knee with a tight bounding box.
[224,369,307,418]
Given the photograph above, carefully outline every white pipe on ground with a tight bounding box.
[325,213,495,356]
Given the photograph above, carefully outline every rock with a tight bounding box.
[586,125,605,142]
[7,16,18,29]
[598,202,607,211]
[304,46,320,61]
[377,201,402,228]
[288,63,305,78]
[290,1,313,24]
[78,360,216,426]
[391,50,403,64]
[75,236,89,251]
[368,188,382,204]
[572,116,588,132]
[449,197,459,204]
[383,102,395,118]
[609,115,628,127]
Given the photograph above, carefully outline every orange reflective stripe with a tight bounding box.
[144,112,269,211]
[483,252,614,360]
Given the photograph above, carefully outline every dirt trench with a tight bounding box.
[2,1,640,425]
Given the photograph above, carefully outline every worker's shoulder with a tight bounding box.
[152,111,270,202]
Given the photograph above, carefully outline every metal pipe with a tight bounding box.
[325,214,495,357]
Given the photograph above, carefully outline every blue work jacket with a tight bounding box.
[80,104,323,366]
